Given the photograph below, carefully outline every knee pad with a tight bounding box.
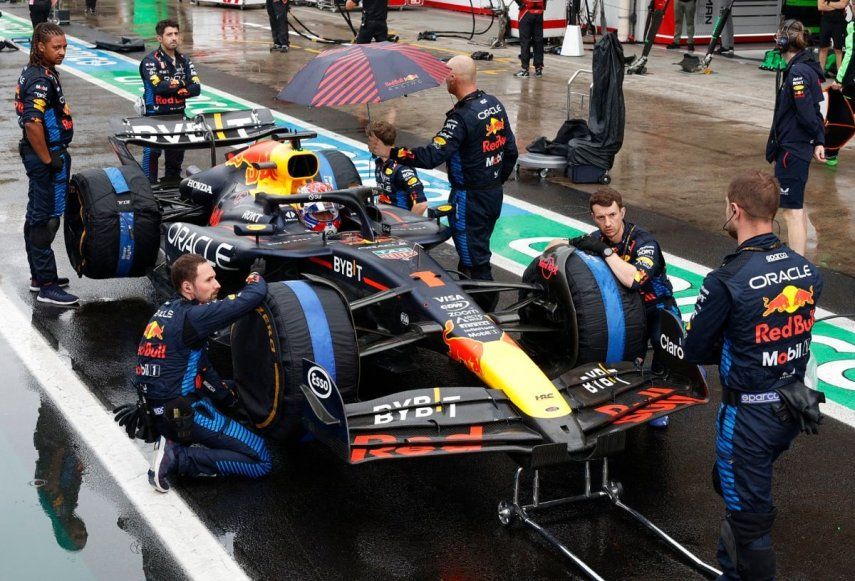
[728,509,777,544]
[29,218,60,249]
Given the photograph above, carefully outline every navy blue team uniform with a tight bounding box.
[766,50,824,209]
[15,64,73,287]
[582,221,680,342]
[139,48,201,183]
[391,89,518,282]
[684,233,822,580]
[373,157,426,211]
[138,279,272,480]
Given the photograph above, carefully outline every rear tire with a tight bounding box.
[231,280,359,440]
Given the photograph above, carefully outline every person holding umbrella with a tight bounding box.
[373,55,518,310]
[345,0,390,44]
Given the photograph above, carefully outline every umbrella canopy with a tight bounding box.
[277,42,451,107]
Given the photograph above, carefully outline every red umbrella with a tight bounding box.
[277,42,451,108]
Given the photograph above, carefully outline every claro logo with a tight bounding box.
[659,333,684,359]
[166,223,235,270]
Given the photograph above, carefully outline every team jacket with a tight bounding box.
[766,50,825,163]
[373,157,426,211]
[683,233,822,393]
[136,279,267,402]
[516,0,546,17]
[586,221,676,314]
[15,64,73,147]
[139,48,201,116]
[836,21,855,88]
[390,89,519,191]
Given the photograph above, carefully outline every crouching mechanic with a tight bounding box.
[139,19,201,184]
[367,121,427,216]
[557,188,680,427]
[684,171,823,580]
[141,254,272,492]
[374,56,518,310]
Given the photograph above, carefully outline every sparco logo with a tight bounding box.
[659,333,684,359]
[187,179,212,194]
[307,365,332,399]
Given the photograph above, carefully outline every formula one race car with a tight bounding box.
[68,109,718,578]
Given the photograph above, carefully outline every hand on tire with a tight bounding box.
[573,236,609,257]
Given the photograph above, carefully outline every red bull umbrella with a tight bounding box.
[276,42,451,107]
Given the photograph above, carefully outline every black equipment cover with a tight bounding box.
[526,33,625,170]
[824,88,855,157]
[65,165,161,279]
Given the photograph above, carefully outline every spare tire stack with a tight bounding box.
[65,165,161,279]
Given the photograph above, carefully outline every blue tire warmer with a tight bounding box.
[230,281,359,441]
[64,164,160,279]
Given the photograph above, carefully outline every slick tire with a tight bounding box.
[231,280,359,440]
[316,150,362,189]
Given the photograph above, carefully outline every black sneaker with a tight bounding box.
[270,44,282,52]
[514,68,530,78]
[666,43,680,50]
[37,283,79,306]
[714,46,734,56]
[30,277,70,292]
[279,45,289,53]
[534,67,543,78]
[148,436,177,493]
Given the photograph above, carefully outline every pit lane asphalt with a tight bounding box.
[1,31,853,581]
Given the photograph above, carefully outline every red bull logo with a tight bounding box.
[443,320,484,375]
[143,321,165,340]
[485,117,505,136]
[762,285,814,317]
[538,255,558,279]
[225,141,279,186]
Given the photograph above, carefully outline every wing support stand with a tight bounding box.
[497,459,722,580]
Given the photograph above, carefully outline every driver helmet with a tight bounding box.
[297,182,341,234]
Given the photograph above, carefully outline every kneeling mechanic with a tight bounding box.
[139,253,272,492]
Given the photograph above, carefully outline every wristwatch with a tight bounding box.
[602,247,614,258]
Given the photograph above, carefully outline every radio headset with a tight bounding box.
[775,19,798,51]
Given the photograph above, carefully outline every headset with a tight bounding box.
[775,19,799,51]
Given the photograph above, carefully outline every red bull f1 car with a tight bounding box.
[67,109,719,579]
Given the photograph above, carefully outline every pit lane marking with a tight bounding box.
[0,290,249,581]
[1,11,853,427]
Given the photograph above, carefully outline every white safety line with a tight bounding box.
[4,11,854,426]
[0,290,249,581]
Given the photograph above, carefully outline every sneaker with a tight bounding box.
[148,436,177,493]
[687,43,695,52]
[717,47,734,57]
[279,45,289,53]
[514,68,530,78]
[649,415,670,428]
[534,67,543,78]
[826,156,839,167]
[30,277,70,292]
[666,43,680,50]
[37,283,79,306]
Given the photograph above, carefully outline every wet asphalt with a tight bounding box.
[0,4,854,580]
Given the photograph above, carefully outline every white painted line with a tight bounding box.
[0,291,249,581]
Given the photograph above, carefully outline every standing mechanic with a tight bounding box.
[684,170,824,580]
[15,23,78,306]
[28,0,56,28]
[266,0,290,52]
[373,55,518,310]
[514,0,545,78]
[139,19,201,184]
[143,254,272,492]
[766,19,825,257]
[345,0,390,44]
[367,120,428,215]
[558,188,679,428]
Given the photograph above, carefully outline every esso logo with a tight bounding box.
[307,366,332,399]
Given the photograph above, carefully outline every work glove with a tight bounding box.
[246,258,266,284]
[47,150,64,173]
[113,400,158,442]
[571,235,610,257]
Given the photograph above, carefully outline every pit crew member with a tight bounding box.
[16,23,78,306]
[345,0,390,43]
[684,170,823,580]
[139,19,201,184]
[374,55,518,309]
[367,120,427,215]
[143,254,271,492]
[557,188,680,427]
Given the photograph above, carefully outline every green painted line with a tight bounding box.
[2,13,853,422]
